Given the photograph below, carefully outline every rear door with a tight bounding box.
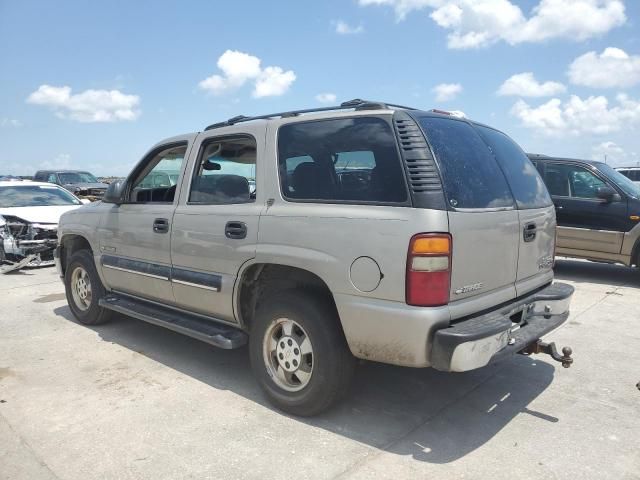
[476,126,555,296]
[170,126,263,323]
[417,116,519,304]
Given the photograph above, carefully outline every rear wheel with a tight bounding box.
[64,249,112,325]
[249,290,355,416]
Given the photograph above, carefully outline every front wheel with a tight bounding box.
[249,291,355,416]
[64,249,112,325]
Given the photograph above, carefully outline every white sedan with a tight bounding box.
[0,181,87,272]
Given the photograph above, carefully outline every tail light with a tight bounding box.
[406,233,452,306]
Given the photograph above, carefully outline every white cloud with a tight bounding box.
[498,72,566,97]
[433,83,462,102]
[568,47,640,89]
[358,0,440,21]
[199,50,296,98]
[26,85,140,122]
[253,67,297,98]
[511,93,640,137]
[359,0,627,49]
[591,141,638,166]
[315,93,337,104]
[334,20,365,34]
[0,118,22,127]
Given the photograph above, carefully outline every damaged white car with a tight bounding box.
[0,181,87,273]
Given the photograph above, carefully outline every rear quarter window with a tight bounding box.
[476,126,552,209]
[418,117,514,209]
[277,117,408,204]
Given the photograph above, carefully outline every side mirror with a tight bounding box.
[103,180,125,204]
[596,185,617,202]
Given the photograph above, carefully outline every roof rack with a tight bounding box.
[204,99,416,131]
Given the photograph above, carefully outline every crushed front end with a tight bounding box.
[0,215,58,273]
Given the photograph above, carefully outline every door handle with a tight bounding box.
[225,221,247,239]
[554,205,563,210]
[153,218,169,233]
[523,222,537,242]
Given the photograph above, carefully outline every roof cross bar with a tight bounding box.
[203,99,416,131]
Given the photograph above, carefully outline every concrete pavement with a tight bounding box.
[1,259,639,479]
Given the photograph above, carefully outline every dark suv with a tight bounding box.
[529,154,640,267]
[34,170,108,200]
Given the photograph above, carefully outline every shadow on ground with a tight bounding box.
[53,304,558,464]
[554,258,640,288]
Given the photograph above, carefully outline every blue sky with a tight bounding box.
[1,0,639,176]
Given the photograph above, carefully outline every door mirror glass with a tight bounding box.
[596,185,616,202]
[103,180,125,204]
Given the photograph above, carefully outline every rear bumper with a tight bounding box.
[430,282,574,372]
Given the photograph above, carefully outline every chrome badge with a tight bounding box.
[454,283,484,295]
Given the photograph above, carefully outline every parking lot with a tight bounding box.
[1,259,639,480]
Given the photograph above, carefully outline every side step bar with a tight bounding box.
[99,294,248,349]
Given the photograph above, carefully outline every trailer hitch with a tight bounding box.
[520,340,573,368]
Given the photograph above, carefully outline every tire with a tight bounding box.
[249,290,356,416]
[64,249,112,325]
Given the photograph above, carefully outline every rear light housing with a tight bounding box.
[406,233,452,307]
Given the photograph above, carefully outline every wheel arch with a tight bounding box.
[59,234,93,275]
[235,262,342,332]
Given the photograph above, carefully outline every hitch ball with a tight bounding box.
[560,347,573,368]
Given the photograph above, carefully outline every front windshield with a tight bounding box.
[0,184,82,207]
[598,163,640,198]
[58,172,98,184]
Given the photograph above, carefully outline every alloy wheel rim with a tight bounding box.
[263,318,313,392]
[71,266,92,312]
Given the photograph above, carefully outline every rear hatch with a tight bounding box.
[414,114,555,313]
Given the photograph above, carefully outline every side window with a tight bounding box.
[418,117,514,209]
[542,163,607,199]
[129,144,187,203]
[569,168,605,199]
[189,136,256,204]
[278,117,408,204]
[47,173,58,184]
[542,163,570,196]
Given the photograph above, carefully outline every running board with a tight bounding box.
[99,294,248,349]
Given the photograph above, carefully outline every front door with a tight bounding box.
[542,162,627,254]
[98,141,190,303]
[170,128,264,322]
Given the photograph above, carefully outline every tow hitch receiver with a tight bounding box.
[520,340,573,368]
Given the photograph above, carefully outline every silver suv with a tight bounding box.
[55,99,574,415]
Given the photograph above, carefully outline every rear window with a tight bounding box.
[277,117,407,204]
[477,126,552,209]
[418,117,514,209]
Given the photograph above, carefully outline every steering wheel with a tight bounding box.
[162,185,177,202]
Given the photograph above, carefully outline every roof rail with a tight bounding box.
[203,99,416,131]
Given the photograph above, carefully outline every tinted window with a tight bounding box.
[477,126,552,209]
[418,117,513,209]
[278,117,407,204]
[189,136,256,204]
[542,163,611,199]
